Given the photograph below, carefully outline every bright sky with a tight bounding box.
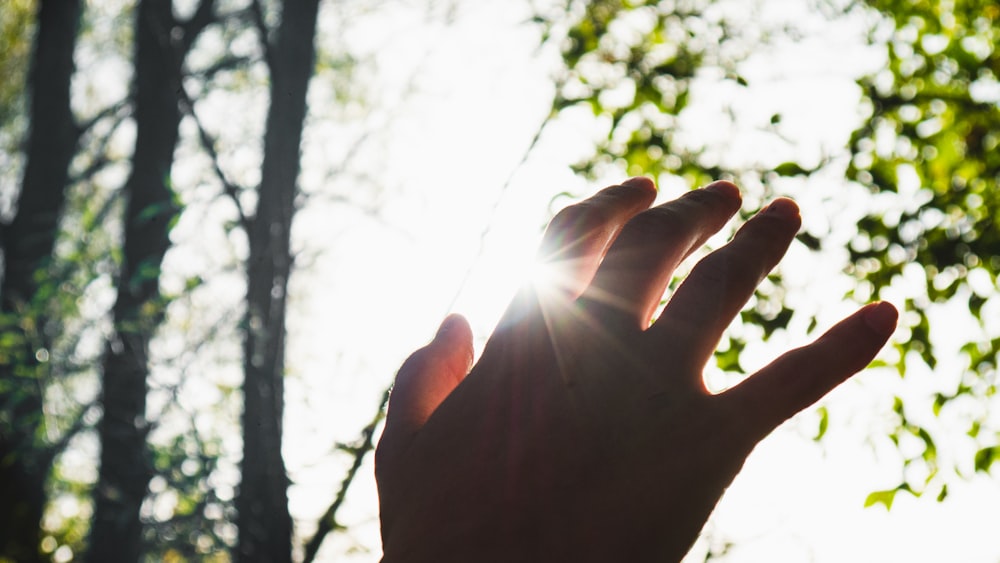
[158,1,1000,561]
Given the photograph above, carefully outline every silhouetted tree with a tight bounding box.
[0,2,83,560]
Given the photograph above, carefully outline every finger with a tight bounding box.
[578,181,742,330]
[650,198,801,377]
[720,302,897,443]
[380,314,474,454]
[535,177,657,299]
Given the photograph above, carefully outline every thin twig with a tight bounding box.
[179,0,217,53]
[250,0,274,70]
[176,82,252,231]
[300,389,389,563]
[75,99,131,141]
[441,109,555,315]
[41,402,99,468]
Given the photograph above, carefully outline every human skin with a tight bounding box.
[375,177,897,562]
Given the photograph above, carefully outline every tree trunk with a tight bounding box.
[235,1,320,561]
[0,1,82,561]
[87,1,185,560]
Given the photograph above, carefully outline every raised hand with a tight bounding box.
[376,177,897,562]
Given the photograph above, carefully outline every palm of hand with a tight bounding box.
[376,178,895,562]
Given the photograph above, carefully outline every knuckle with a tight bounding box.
[687,252,735,287]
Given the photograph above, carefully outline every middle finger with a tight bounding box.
[577,181,742,330]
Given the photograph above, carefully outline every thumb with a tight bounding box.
[381,314,474,449]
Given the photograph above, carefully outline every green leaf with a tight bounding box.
[773,162,808,177]
[795,232,822,251]
[864,489,898,510]
[974,446,1000,473]
[864,484,916,511]
[931,393,947,416]
[814,406,829,441]
[936,484,948,502]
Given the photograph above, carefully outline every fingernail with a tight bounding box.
[863,302,898,336]
[762,198,800,220]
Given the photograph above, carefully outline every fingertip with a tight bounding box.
[722,303,898,442]
[384,314,475,446]
[436,313,471,339]
[703,180,741,206]
[862,301,898,337]
[434,313,474,373]
[760,197,800,222]
[621,176,657,192]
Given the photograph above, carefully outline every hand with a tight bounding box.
[375,178,897,562]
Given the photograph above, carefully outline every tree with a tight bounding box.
[88,1,216,560]
[18,0,996,560]
[534,0,809,377]
[0,2,83,560]
[846,0,1000,503]
[538,0,751,184]
[1,0,405,560]
[538,0,1000,514]
[236,1,320,560]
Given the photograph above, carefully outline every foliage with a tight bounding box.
[539,0,750,185]
[0,0,34,166]
[847,0,1000,498]
[544,0,1000,511]
[538,0,808,379]
[3,0,997,560]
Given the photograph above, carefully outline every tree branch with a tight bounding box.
[300,389,389,563]
[190,53,255,82]
[176,83,251,231]
[179,0,217,54]
[250,0,274,70]
[75,98,130,141]
[40,402,99,469]
[69,108,130,186]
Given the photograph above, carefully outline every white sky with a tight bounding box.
[142,0,1000,560]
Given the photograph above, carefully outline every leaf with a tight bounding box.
[916,427,937,462]
[936,484,948,502]
[864,484,916,511]
[931,393,947,416]
[974,446,1000,473]
[773,162,808,177]
[813,406,829,441]
[795,232,822,251]
[864,489,898,510]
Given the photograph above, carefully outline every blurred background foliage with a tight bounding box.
[541,0,1000,512]
[0,0,997,561]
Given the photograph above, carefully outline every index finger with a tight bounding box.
[535,177,657,299]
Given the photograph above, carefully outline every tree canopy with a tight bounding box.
[0,0,997,561]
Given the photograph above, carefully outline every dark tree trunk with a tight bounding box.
[87,1,185,560]
[0,1,82,561]
[235,1,320,561]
